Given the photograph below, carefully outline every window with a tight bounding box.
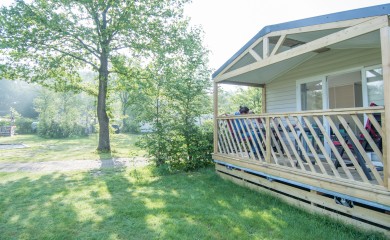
[300,80,323,111]
[366,68,383,106]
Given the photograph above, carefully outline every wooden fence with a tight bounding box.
[0,126,15,136]
[216,106,386,187]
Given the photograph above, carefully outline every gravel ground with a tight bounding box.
[0,157,150,173]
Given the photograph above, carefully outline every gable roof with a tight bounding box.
[212,3,390,79]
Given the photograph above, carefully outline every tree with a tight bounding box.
[218,86,263,114]
[34,88,94,138]
[0,0,190,151]
[138,26,213,170]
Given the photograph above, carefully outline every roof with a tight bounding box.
[212,3,390,79]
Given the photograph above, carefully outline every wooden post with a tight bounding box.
[380,25,390,189]
[265,116,271,163]
[263,37,269,59]
[213,82,219,154]
[262,86,266,113]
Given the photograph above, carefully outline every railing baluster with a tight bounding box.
[352,114,383,161]
[220,121,233,154]
[230,119,245,158]
[285,117,316,172]
[241,118,258,160]
[218,121,228,154]
[338,116,383,185]
[271,118,297,168]
[255,118,268,162]
[269,118,285,166]
[233,118,251,159]
[367,113,384,137]
[247,118,264,162]
[265,117,271,163]
[214,107,385,187]
[302,117,341,177]
[314,116,355,181]
[326,116,370,183]
[277,118,307,171]
[294,117,326,174]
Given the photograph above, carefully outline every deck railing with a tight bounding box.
[216,106,386,187]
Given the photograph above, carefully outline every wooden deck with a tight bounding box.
[214,107,390,235]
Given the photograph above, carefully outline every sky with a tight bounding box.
[1,0,389,74]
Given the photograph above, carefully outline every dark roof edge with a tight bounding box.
[212,3,390,79]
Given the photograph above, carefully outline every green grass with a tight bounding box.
[0,167,386,240]
[0,134,146,162]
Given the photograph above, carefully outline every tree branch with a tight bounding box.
[73,36,101,58]
[46,44,99,71]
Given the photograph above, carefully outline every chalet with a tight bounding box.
[212,4,390,235]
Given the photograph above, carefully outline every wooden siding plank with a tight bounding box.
[215,167,390,234]
[213,155,390,204]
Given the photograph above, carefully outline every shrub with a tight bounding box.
[37,121,87,138]
[15,117,35,134]
[0,120,10,127]
[138,120,214,172]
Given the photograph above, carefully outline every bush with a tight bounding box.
[138,120,214,172]
[15,117,35,134]
[121,118,140,133]
[0,119,10,127]
[37,121,87,138]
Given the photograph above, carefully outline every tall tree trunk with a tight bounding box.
[97,51,111,152]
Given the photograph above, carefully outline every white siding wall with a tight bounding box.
[266,48,381,113]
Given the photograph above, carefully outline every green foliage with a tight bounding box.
[219,86,263,114]
[34,88,94,138]
[0,108,35,134]
[15,117,35,134]
[0,119,9,127]
[138,123,213,172]
[121,117,140,134]
[0,0,193,151]
[133,24,213,172]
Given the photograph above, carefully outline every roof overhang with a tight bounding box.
[213,4,390,86]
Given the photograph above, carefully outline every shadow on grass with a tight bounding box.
[0,168,387,239]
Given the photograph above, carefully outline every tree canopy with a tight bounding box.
[0,0,193,151]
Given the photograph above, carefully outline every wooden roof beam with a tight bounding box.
[219,81,265,88]
[214,16,389,82]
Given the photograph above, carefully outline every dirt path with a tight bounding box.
[0,157,150,173]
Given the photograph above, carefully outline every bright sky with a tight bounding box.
[184,0,390,73]
[2,0,389,73]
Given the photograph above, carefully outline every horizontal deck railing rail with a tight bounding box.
[216,106,386,187]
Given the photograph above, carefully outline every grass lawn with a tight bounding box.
[0,167,386,240]
[0,134,146,162]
